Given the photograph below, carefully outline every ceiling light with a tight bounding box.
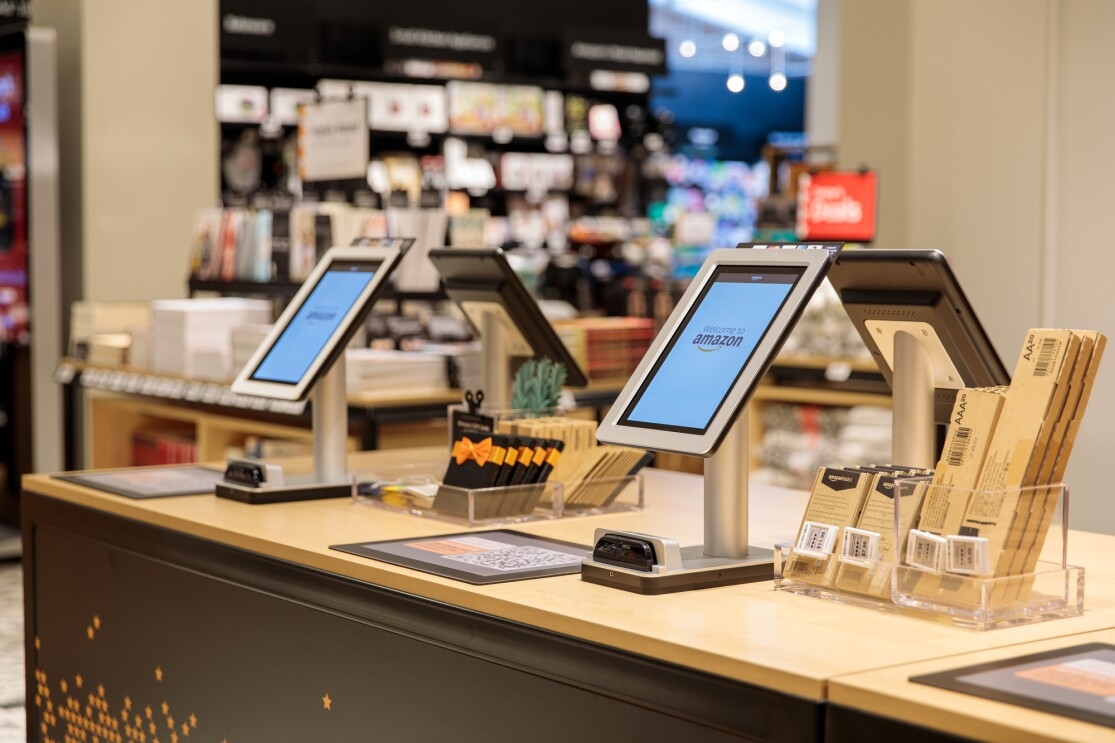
[768,30,785,48]
[679,39,697,58]
[748,40,766,57]
[722,33,739,52]
[769,71,787,92]
[726,74,744,93]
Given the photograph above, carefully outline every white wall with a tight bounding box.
[36,0,219,304]
[835,0,1115,532]
[834,0,912,250]
[1050,0,1115,533]
[805,0,840,148]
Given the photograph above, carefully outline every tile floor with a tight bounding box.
[0,561,24,742]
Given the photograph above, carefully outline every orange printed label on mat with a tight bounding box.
[1015,659,1115,696]
[403,536,508,556]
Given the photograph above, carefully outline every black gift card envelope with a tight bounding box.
[435,434,511,517]
[443,434,508,489]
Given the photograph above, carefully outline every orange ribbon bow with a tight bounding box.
[453,437,493,467]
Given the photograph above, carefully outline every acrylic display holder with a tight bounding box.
[353,460,643,527]
[775,479,1082,630]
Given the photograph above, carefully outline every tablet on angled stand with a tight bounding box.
[428,248,588,407]
[826,249,1010,468]
[589,243,840,594]
[218,242,409,504]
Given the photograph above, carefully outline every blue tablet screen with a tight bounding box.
[250,262,376,385]
[621,265,802,433]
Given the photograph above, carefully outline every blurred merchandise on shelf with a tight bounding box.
[86,334,131,368]
[131,427,197,467]
[553,316,654,381]
[782,280,871,360]
[647,154,770,278]
[752,139,839,242]
[231,324,272,378]
[753,403,892,490]
[345,348,450,396]
[68,301,150,361]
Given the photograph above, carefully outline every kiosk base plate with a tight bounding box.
[215,480,351,505]
[581,545,774,594]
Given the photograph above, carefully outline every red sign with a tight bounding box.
[796,170,878,242]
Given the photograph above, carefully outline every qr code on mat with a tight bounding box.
[444,545,582,571]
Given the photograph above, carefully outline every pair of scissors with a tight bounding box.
[464,389,485,414]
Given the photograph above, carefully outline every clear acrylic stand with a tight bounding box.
[353,460,643,527]
[775,479,1082,630]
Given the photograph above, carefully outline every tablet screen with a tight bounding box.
[619,265,804,433]
[249,260,378,385]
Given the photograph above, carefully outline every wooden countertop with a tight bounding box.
[829,628,1115,742]
[23,448,1115,702]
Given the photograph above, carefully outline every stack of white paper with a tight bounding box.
[345,348,449,396]
[231,323,274,378]
[150,298,272,379]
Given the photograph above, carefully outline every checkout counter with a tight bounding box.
[20,446,1115,743]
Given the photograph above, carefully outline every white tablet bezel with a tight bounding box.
[596,247,832,456]
[231,245,404,401]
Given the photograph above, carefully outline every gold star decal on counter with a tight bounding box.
[150,721,157,735]
[93,615,101,629]
[34,636,41,650]
[322,693,332,711]
[188,714,196,728]
[154,667,163,682]
[145,706,152,720]
[98,684,105,698]
[60,679,68,694]
[75,674,83,688]
[161,701,169,716]
[87,625,95,639]
[167,715,174,730]
[124,696,132,710]
[181,721,189,736]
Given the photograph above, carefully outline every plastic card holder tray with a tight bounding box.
[353,461,643,528]
[774,480,1083,630]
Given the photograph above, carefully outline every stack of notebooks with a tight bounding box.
[231,324,273,378]
[344,349,449,396]
[150,298,272,378]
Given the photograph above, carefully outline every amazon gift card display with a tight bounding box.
[436,433,510,518]
[442,434,507,490]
